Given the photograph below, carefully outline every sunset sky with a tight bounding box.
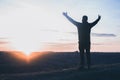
[0,0,120,55]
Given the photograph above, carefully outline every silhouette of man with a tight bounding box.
[63,12,101,69]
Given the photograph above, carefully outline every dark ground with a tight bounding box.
[0,51,120,80]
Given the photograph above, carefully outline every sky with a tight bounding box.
[0,0,120,55]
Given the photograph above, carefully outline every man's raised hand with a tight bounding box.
[98,15,101,19]
[63,12,67,16]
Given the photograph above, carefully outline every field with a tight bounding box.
[0,51,120,80]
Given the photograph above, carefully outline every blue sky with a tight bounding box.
[0,0,120,54]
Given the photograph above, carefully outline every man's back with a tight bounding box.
[75,22,92,49]
[76,22,91,43]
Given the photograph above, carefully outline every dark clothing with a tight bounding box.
[77,22,92,49]
[63,13,101,69]
[68,19,100,50]
[75,22,96,49]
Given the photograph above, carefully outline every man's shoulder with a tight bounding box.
[76,22,82,26]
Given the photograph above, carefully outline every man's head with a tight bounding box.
[82,15,88,23]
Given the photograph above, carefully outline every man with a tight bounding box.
[63,12,101,69]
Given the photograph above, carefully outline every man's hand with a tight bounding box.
[63,12,67,16]
[98,15,101,19]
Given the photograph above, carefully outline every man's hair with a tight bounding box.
[82,15,88,22]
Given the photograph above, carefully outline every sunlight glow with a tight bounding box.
[0,0,120,54]
[0,3,77,55]
[0,3,65,55]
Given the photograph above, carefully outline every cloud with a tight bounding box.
[0,37,9,44]
[41,29,59,32]
[0,41,8,44]
[92,33,116,37]
[92,43,102,45]
[68,32,116,37]
[42,42,77,52]
[67,32,77,35]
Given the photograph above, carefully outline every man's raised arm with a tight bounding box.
[90,15,101,28]
[63,12,79,26]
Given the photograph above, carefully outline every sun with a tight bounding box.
[19,48,33,56]
[10,36,44,56]
[1,3,73,55]
[12,44,42,56]
[12,44,37,56]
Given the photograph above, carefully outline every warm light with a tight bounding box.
[11,41,43,56]
[10,51,27,62]
[0,1,78,55]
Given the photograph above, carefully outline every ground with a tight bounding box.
[0,52,120,80]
